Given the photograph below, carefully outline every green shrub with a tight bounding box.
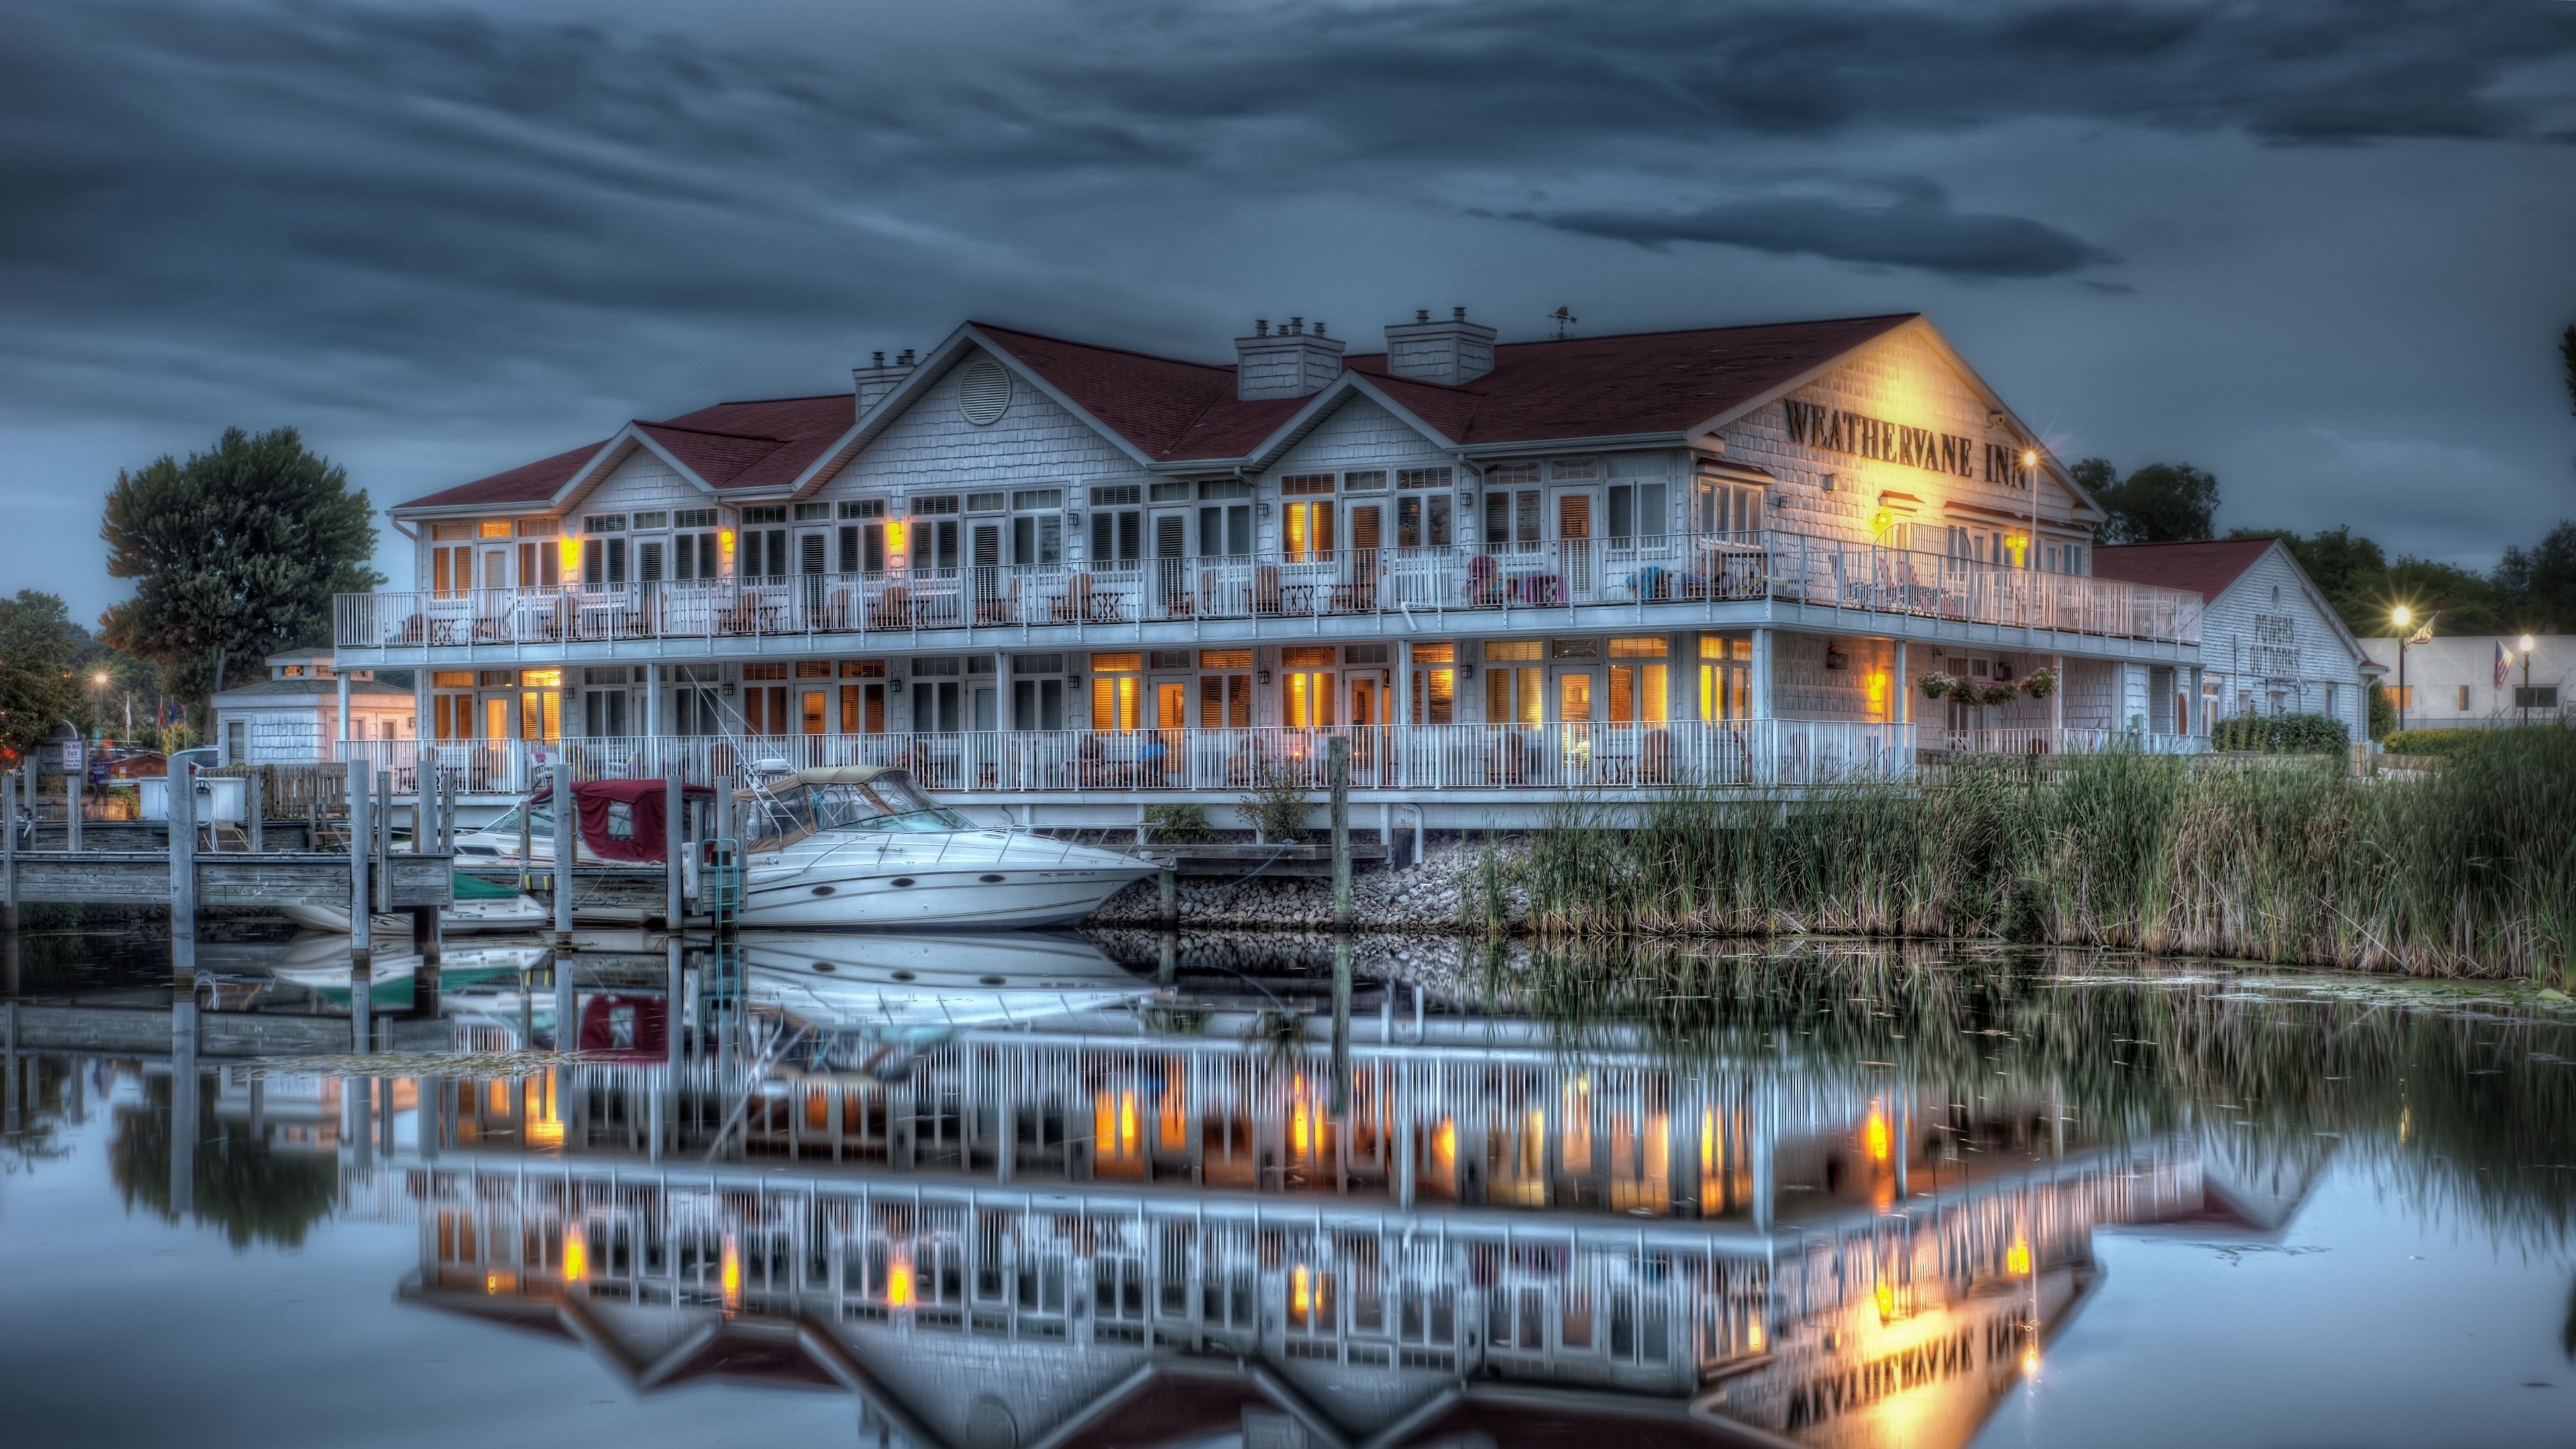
[2369,684,2398,741]
[1234,756,1309,843]
[2212,711,2349,753]
[1143,804,1215,842]
[2381,729,2489,758]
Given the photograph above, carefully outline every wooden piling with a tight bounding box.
[374,769,392,914]
[1329,737,1352,932]
[665,773,683,930]
[169,754,197,978]
[66,745,81,854]
[1330,932,1352,1117]
[348,760,372,1053]
[551,759,575,945]
[3,769,19,937]
[245,769,264,855]
[1158,861,1177,927]
[518,786,534,894]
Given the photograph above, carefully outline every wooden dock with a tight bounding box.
[5,851,455,910]
[3,1000,453,1057]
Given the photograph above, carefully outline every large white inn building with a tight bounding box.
[337,311,2207,828]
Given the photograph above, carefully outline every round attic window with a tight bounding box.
[958,360,1012,425]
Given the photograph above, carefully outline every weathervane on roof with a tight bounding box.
[1548,307,1578,340]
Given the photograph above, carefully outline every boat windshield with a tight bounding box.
[740,775,971,849]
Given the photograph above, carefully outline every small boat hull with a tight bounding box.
[739,862,1148,928]
[280,894,551,936]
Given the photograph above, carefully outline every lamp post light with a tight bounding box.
[2392,606,2412,734]
[2519,633,2536,726]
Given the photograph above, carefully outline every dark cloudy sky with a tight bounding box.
[5,0,2575,619]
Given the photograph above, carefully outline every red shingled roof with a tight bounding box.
[985,313,1919,462]
[400,313,1926,509]
[398,395,855,511]
[2090,538,2275,602]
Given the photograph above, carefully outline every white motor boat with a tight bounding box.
[262,932,550,1008]
[742,930,1156,1041]
[279,883,550,936]
[727,768,1153,929]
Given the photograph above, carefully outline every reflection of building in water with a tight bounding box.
[376,1014,2230,1448]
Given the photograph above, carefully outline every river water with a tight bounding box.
[1,927,2570,1449]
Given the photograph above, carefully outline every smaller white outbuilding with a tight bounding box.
[2093,537,2379,742]
[2357,633,2573,731]
[207,649,415,765]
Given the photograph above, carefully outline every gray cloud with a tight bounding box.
[1507,181,2119,278]
[0,0,2572,613]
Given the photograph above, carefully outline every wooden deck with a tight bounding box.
[5,852,455,910]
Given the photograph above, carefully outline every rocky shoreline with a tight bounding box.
[1087,841,1511,934]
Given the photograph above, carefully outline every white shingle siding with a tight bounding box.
[2198,545,2370,740]
[1265,396,1450,475]
[826,351,1136,498]
[573,451,697,517]
[1720,331,2077,555]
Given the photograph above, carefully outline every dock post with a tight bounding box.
[553,951,577,1053]
[374,770,392,914]
[665,773,683,932]
[1329,737,1352,932]
[246,769,263,855]
[1158,861,1177,928]
[66,745,81,853]
[170,994,197,1218]
[1157,930,1177,985]
[517,787,534,894]
[3,769,19,937]
[348,759,372,1053]
[169,753,197,979]
[1330,932,1352,1118]
[552,757,575,945]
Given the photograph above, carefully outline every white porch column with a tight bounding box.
[1891,639,1909,725]
[2051,653,2064,741]
[1750,629,1774,719]
[335,670,351,760]
[647,663,659,740]
[996,651,1014,729]
[1395,637,1413,789]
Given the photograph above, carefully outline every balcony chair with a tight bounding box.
[869,584,914,632]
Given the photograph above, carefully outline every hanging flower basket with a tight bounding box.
[1917,674,1955,700]
[1980,682,2021,708]
[2021,668,2059,700]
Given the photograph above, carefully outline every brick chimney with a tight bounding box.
[1234,317,1346,401]
[1383,307,1497,386]
[852,348,917,417]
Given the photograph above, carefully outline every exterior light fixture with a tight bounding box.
[557,535,582,576]
[884,520,908,553]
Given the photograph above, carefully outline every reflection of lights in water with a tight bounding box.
[1702,1107,1717,1175]
[1432,1120,1456,1172]
[1291,1100,1311,1156]
[484,1272,503,1295]
[1747,1319,1766,1352]
[1291,1265,1312,1318]
[526,1074,563,1147]
[888,1259,915,1308]
[2021,1348,2041,1378]
[1866,1107,1890,1163]
[2006,1238,2031,1276]
[561,1229,587,1283]
[1875,1281,1894,1321]
[721,1236,741,1311]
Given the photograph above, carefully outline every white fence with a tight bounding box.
[335,529,2202,652]
[1937,727,2207,757]
[337,720,1919,797]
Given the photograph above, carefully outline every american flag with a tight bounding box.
[2496,641,2512,689]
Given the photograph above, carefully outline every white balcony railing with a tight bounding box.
[335,719,1918,798]
[334,529,2201,653]
[1936,727,2208,757]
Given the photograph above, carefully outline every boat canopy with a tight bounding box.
[572,778,715,862]
[731,769,967,851]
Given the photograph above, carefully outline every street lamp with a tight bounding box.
[2392,606,2412,734]
[2021,448,2040,572]
[2519,633,2536,726]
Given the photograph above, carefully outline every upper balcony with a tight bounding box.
[334,529,2202,659]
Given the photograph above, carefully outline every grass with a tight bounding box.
[1492,725,2576,981]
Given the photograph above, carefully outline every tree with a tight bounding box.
[2232,526,2389,631]
[99,427,381,710]
[2493,521,2576,634]
[2561,323,2576,419]
[0,590,87,761]
[2084,461,2218,543]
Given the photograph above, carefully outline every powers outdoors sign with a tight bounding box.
[1780,398,2025,486]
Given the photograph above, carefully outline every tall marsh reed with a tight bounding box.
[1497,727,2576,980]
